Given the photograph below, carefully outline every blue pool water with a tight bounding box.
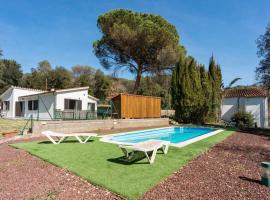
[109,127,216,144]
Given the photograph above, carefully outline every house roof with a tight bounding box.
[223,88,267,98]
[88,95,99,101]
[0,86,45,99]
[11,86,46,92]
[52,86,89,94]
[18,86,98,102]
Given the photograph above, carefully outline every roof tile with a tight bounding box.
[223,88,266,97]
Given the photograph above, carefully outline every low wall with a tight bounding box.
[32,118,170,134]
[161,109,175,117]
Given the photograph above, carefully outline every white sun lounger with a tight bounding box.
[118,140,170,164]
[41,131,97,144]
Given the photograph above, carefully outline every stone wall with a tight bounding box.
[161,109,175,117]
[32,118,170,134]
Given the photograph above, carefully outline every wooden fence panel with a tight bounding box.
[112,94,161,119]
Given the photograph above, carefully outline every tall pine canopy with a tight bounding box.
[93,9,181,94]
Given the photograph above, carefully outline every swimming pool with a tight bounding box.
[101,127,224,147]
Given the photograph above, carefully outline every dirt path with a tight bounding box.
[141,132,270,200]
[0,137,121,200]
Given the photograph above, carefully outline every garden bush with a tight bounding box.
[231,110,255,129]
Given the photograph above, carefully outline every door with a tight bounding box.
[15,101,25,117]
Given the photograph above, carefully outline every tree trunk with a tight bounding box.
[133,67,142,94]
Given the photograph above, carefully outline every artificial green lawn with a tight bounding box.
[11,130,235,199]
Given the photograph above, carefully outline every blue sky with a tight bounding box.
[0,0,270,85]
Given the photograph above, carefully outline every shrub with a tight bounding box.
[231,110,255,129]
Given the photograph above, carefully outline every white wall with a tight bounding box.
[221,97,238,121]
[13,88,43,118]
[55,90,97,111]
[1,87,98,120]
[1,87,43,118]
[245,97,268,128]
[221,96,268,128]
[0,89,13,118]
[22,94,55,120]
[19,89,97,120]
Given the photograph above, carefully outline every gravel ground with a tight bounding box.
[0,136,121,200]
[141,132,270,200]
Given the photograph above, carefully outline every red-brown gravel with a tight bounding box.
[0,137,121,200]
[141,131,270,200]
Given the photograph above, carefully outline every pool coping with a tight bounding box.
[100,126,224,148]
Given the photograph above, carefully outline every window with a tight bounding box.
[88,103,96,111]
[2,101,10,111]
[64,99,82,110]
[28,100,38,111]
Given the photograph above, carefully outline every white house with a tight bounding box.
[221,88,268,128]
[0,86,98,120]
[0,86,45,118]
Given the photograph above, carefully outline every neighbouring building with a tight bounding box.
[0,86,98,120]
[221,88,268,128]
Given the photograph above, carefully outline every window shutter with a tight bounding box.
[77,100,82,110]
[34,100,39,110]
[64,99,69,110]
[28,101,32,110]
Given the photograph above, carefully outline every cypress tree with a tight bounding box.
[199,65,212,122]
[208,55,222,122]
[171,54,222,124]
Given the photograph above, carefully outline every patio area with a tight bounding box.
[0,130,269,200]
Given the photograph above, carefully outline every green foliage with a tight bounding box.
[208,56,222,122]
[37,60,52,73]
[26,60,52,90]
[12,130,234,200]
[256,24,270,87]
[49,66,72,89]
[171,55,222,123]
[231,110,255,129]
[20,64,72,90]
[227,77,241,88]
[94,70,111,101]
[93,9,181,93]
[0,59,23,93]
[72,65,96,94]
[16,60,131,100]
[72,65,95,86]
[137,75,171,109]
[47,190,58,200]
